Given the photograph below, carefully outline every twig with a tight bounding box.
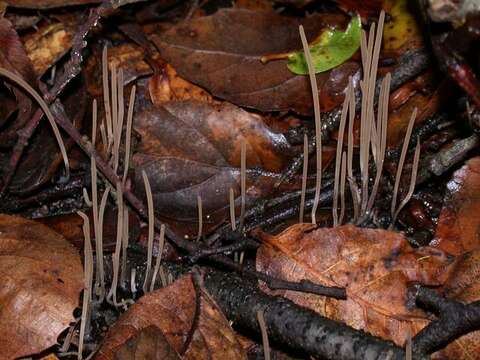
[413,286,480,356]
[180,267,203,355]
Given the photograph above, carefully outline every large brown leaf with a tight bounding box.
[0,17,36,146]
[4,0,100,8]
[0,214,83,359]
[431,157,480,255]
[132,100,293,236]
[256,224,455,347]
[96,274,246,360]
[151,9,359,115]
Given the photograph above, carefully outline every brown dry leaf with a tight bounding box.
[256,224,456,347]
[0,16,36,145]
[112,325,181,360]
[151,9,359,115]
[431,157,480,256]
[149,63,214,106]
[85,43,152,97]
[96,274,247,360]
[132,100,293,236]
[23,22,74,77]
[4,0,99,8]
[0,214,83,359]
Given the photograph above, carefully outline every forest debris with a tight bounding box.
[0,214,83,359]
[256,224,456,346]
[432,156,480,255]
[96,274,247,360]
[152,9,359,115]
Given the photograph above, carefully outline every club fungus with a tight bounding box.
[229,187,236,231]
[339,151,347,225]
[332,82,351,226]
[120,207,129,287]
[299,134,308,223]
[102,45,113,152]
[299,25,322,225]
[77,211,93,360]
[0,67,70,180]
[239,140,247,231]
[122,85,136,184]
[391,108,418,224]
[256,309,270,360]
[391,137,421,228]
[107,182,124,307]
[150,224,166,291]
[97,187,110,302]
[196,195,203,241]
[142,170,155,293]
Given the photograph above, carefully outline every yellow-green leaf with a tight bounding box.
[287,15,361,75]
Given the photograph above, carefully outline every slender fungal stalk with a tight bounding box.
[113,68,124,173]
[346,77,360,222]
[196,195,203,241]
[229,188,236,231]
[142,170,155,293]
[299,25,322,225]
[91,99,103,301]
[391,108,417,219]
[96,187,110,302]
[239,140,246,231]
[102,46,113,154]
[122,85,136,183]
[299,133,308,223]
[339,151,347,225]
[77,211,93,360]
[120,207,129,287]
[333,84,350,226]
[107,182,124,307]
[390,137,421,228]
[0,67,70,179]
[257,309,271,360]
[150,224,166,291]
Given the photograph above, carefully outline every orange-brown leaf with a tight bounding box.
[256,224,455,347]
[96,274,246,360]
[431,157,480,255]
[0,214,83,359]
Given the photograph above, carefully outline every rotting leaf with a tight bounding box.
[151,9,359,115]
[256,224,456,347]
[23,22,74,77]
[431,157,480,255]
[383,0,423,52]
[96,274,247,360]
[132,100,293,236]
[0,214,83,359]
[267,14,361,75]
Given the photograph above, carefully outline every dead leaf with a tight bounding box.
[96,274,247,360]
[4,0,100,8]
[0,16,36,146]
[151,9,359,115]
[431,157,480,255]
[256,224,455,347]
[132,100,293,236]
[112,325,181,360]
[149,64,214,106]
[23,22,74,77]
[0,214,83,359]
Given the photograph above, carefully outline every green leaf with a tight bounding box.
[287,15,361,75]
